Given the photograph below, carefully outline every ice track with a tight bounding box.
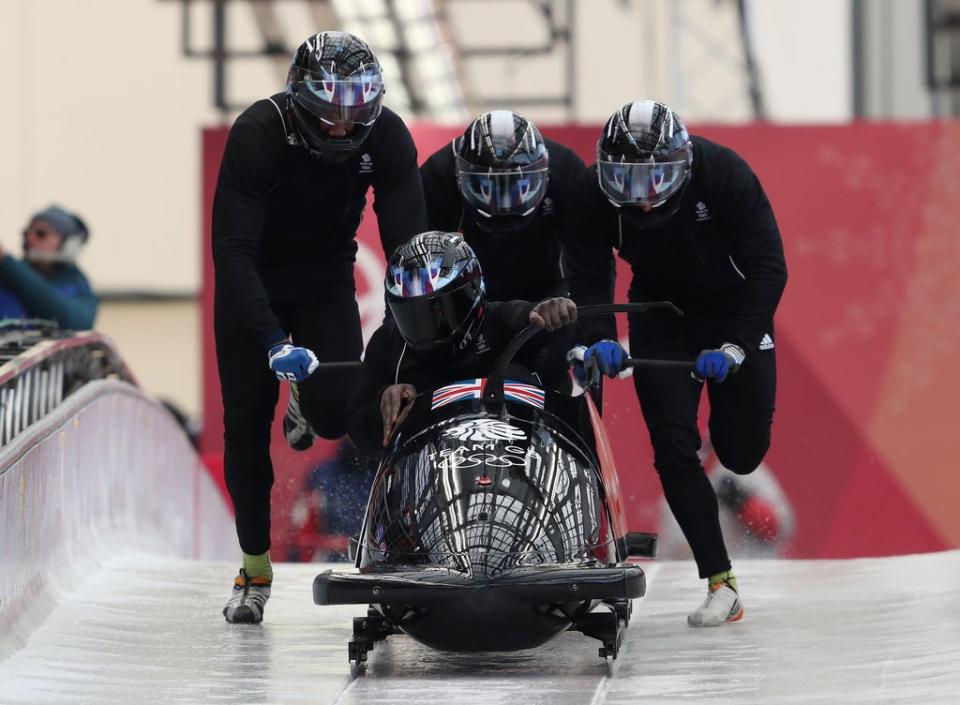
[2,382,958,703]
[3,551,959,705]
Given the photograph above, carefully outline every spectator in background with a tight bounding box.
[0,205,98,330]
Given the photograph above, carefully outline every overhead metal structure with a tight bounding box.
[162,0,765,123]
[163,0,467,121]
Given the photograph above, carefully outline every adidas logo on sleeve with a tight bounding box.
[759,333,775,350]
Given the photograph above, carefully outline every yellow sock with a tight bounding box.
[243,551,273,581]
[708,570,737,592]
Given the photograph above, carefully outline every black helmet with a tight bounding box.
[385,232,486,358]
[285,31,384,163]
[454,111,549,234]
[596,100,692,228]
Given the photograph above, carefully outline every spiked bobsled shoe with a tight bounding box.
[223,569,272,624]
[283,383,315,451]
[687,579,744,627]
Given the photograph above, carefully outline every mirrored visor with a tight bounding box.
[456,158,548,217]
[293,74,384,125]
[597,159,689,207]
[386,257,471,298]
[388,281,482,348]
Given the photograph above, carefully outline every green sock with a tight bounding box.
[243,551,273,581]
[708,570,737,592]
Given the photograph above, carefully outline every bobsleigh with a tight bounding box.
[313,304,687,664]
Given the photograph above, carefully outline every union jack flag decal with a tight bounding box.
[431,378,546,411]
[431,379,483,410]
[503,380,545,409]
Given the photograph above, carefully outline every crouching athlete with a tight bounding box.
[345,231,577,455]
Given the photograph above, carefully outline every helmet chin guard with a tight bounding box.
[287,97,373,163]
[614,180,691,230]
[469,209,538,237]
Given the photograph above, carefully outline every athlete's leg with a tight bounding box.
[629,312,731,579]
[215,307,282,557]
[290,295,364,440]
[706,329,777,476]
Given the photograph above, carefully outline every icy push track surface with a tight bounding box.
[3,553,959,705]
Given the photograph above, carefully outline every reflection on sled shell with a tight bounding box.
[314,392,647,654]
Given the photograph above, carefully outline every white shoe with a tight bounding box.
[687,581,744,627]
[223,569,272,624]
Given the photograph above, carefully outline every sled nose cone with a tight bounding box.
[403,588,571,652]
[315,565,645,652]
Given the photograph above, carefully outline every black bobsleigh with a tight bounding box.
[313,304,685,664]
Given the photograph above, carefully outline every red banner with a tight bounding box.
[201,121,960,560]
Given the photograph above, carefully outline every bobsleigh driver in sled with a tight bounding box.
[313,231,667,664]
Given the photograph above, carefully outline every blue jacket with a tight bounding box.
[0,257,98,330]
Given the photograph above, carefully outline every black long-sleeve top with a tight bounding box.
[419,137,586,302]
[562,136,787,353]
[212,94,427,347]
[346,301,572,455]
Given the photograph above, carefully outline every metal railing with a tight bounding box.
[0,322,135,447]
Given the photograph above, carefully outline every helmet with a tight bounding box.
[285,31,384,162]
[385,232,486,358]
[23,205,89,264]
[454,111,549,235]
[596,100,692,228]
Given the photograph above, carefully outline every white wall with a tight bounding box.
[859,0,932,119]
[0,0,859,297]
[0,0,218,294]
[749,0,853,123]
[96,299,201,416]
[453,0,854,125]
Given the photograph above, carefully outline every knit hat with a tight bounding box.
[28,205,88,242]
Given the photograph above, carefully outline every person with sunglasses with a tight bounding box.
[214,31,427,624]
[0,205,97,330]
[562,100,788,628]
[419,111,586,302]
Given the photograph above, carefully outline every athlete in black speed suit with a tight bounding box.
[563,100,787,627]
[214,31,426,623]
[420,111,586,301]
[345,231,576,455]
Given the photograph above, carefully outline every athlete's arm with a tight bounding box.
[371,111,429,258]
[211,106,287,348]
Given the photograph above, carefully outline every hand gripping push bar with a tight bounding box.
[483,301,693,406]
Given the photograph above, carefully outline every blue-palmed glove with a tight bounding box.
[267,341,319,382]
[585,340,626,380]
[693,343,745,383]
